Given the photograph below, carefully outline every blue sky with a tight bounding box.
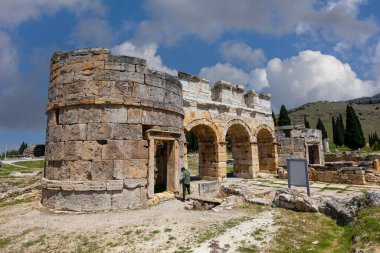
[1,0,380,152]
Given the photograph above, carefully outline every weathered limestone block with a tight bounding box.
[374,159,380,172]
[91,160,114,181]
[46,125,63,143]
[103,106,128,123]
[81,141,102,160]
[106,180,124,191]
[126,140,148,159]
[114,159,148,179]
[112,124,142,140]
[124,178,148,189]
[60,107,79,124]
[77,107,103,123]
[126,108,141,124]
[111,188,146,210]
[64,160,92,180]
[102,140,125,160]
[62,124,87,141]
[87,123,113,140]
[45,142,64,160]
[63,141,83,160]
[45,162,69,181]
[113,81,134,98]
[63,81,86,99]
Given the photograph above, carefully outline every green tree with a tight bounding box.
[272,110,277,126]
[18,142,28,155]
[344,105,365,149]
[304,115,310,128]
[185,131,198,152]
[332,116,337,145]
[316,118,328,139]
[278,105,291,126]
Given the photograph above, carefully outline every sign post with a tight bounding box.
[287,159,310,196]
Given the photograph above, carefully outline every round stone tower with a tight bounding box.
[42,48,184,211]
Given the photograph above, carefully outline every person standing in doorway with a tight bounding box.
[180,167,191,201]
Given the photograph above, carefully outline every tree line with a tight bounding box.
[0,142,28,159]
[273,104,370,150]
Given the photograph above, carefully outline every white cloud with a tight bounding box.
[219,41,266,68]
[70,18,114,46]
[199,50,380,111]
[111,41,177,75]
[199,63,268,91]
[0,0,107,28]
[261,50,379,109]
[133,0,377,45]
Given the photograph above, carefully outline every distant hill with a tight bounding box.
[347,93,380,104]
[287,93,380,144]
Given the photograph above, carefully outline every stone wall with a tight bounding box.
[43,48,184,211]
[180,72,277,179]
[276,126,324,167]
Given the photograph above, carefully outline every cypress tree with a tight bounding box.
[332,116,337,145]
[344,105,365,149]
[304,115,310,128]
[316,118,328,139]
[278,105,291,126]
[272,110,277,126]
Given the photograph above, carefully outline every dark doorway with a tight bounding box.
[154,140,176,193]
[308,145,320,164]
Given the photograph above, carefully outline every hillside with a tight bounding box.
[288,99,380,144]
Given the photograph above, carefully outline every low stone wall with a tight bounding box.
[41,178,147,211]
[279,165,380,185]
[325,153,380,163]
[316,167,366,185]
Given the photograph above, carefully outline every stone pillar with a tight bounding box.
[323,138,330,153]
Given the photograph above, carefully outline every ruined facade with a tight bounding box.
[181,73,277,179]
[42,48,277,211]
[276,125,324,167]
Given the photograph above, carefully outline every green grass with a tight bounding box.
[0,198,33,208]
[0,160,44,178]
[13,160,44,169]
[22,235,46,248]
[270,207,380,252]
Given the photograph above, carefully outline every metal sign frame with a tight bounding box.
[286,158,310,196]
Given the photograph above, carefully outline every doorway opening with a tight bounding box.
[225,124,252,178]
[308,145,320,165]
[257,129,276,173]
[154,140,176,193]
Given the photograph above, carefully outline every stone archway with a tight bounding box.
[185,120,225,180]
[224,120,254,178]
[256,127,277,173]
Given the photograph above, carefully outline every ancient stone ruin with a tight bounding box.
[276,125,325,167]
[42,48,278,211]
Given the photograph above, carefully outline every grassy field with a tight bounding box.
[270,207,380,253]
[0,160,44,189]
[288,101,380,145]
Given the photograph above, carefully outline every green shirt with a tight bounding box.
[181,169,191,185]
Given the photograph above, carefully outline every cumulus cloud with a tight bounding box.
[111,41,177,75]
[0,0,107,28]
[199,63,268,91]
[199,50,380,111]
[132,0,377,45]
[219,41,266,68]
[261,50,379,110]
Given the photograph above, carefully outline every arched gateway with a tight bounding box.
[43,48,277,211]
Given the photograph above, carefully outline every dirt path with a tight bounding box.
[0,192,273,252]
[192,210,276,253]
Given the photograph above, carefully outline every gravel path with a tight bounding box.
[192,210,276,253]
